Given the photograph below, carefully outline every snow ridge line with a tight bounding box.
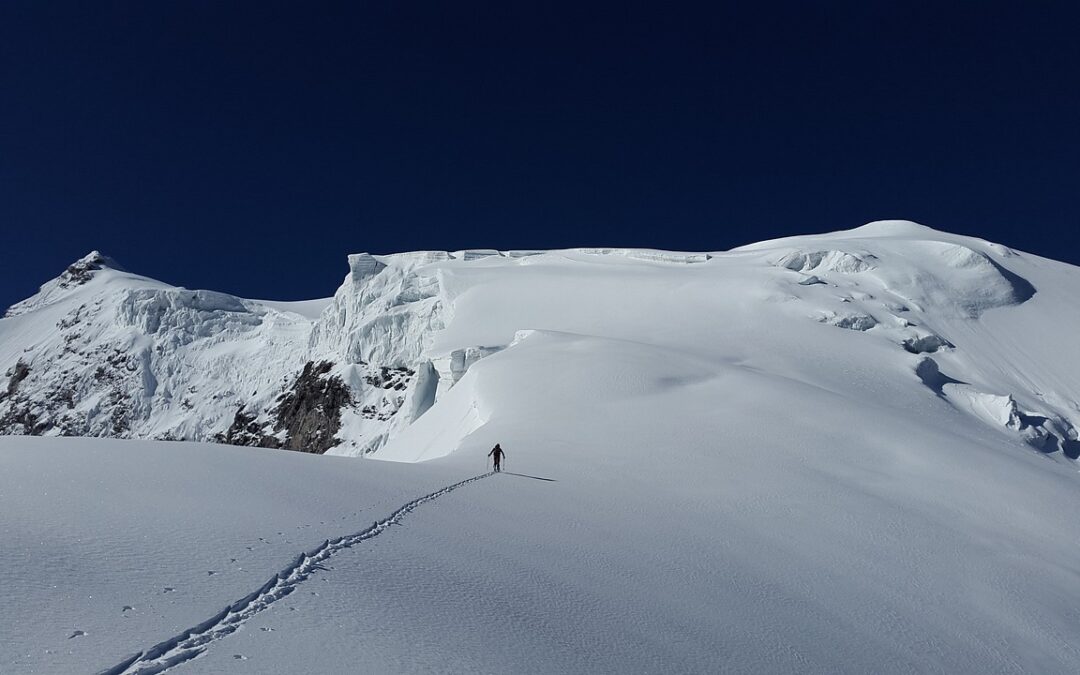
[97,472,494,675]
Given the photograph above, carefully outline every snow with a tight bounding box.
[0,437,458,673]
[250,298,333,321]
[4,221,1080,673]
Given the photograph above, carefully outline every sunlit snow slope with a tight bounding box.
[3,221,1080,673]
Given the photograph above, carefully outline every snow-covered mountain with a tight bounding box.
[0,250,439,454]
[5,220,1080,674]
[2,221,1077,460]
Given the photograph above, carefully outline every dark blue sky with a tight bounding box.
[2,1,1078,309]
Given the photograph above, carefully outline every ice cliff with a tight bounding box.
[1,222,1078,460]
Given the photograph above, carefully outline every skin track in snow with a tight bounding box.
[97,472,493,675]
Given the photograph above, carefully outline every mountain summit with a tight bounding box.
[1,225,1078,460]
[4,223,1080,673]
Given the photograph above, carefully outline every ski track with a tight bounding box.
[96,472,494,675]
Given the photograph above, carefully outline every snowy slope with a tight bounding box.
[3,221,1080,673]
[0,252,427,454]
[377,220,1080,462]
[0,252,315,443]
[3,223,1078,459]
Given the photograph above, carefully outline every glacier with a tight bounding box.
[3,221,1080,673]
[2,221,1074,459]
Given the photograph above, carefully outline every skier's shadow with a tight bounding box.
[500,472,557,482]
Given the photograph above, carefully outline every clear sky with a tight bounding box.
[2,1,1078,309]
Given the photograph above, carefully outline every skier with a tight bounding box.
[488,443,505,472]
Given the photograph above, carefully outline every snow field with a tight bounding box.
[3,221,1080,672]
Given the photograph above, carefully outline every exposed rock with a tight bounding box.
[216,407,281,449]
[363,366,414,391]
[215,361,353,453]
[0,402,45,435]
[5,252,122,317]
[272,361,352,454]
[58,251,121,289]
[4,360,31,399]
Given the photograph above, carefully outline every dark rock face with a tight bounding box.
[3,361,30,399]
[216,361,353,454]
[0,345,139,437]
[5,252,120,317]
[0,361,46,435]
[273,361,352,454]
[217,407,281,449]
[363,366,413,391]
[58,251,121,289]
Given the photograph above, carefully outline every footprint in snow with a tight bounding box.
[68,630,86,639]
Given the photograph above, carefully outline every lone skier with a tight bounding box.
[488,443,505,472]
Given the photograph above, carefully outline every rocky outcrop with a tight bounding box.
[217,407,280,449]
[3,360,30,399]
[216,361,356,454]
[5,251,122,318]
[272,361,352,453]
[57,251,122,288]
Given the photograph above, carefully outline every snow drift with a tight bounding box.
[4,221,1080,673]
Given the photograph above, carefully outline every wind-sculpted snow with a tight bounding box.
[0,222,1075,462]
[771,242,1032,318]
[4,250,123,317]
[915,357,1079,457]
[116,288,262,343]
[776,249,877,274]
[901,332,953,354]
[574,247,712,264]
[97,471,492,675]
[819,311,879,331]
[311,252,447,367]
[6,222,1080,673]
[452,248,501,261]
[0,251,459,452]
[0,269,314,442]
[884,241,1035,318]
[346,252,385,281]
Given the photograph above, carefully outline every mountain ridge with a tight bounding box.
[2,221,1078,461]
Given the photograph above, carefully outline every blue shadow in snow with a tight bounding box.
[501,472,557,482]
